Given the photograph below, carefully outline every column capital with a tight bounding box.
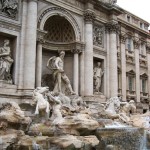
[37,29,47,44]
[120,33,127,44]
[84,10,95,24]
[37,38,45,44]
[105,22,120,34]
[140,38,146,45]
[71,42,85,54]
[71,49,82,54]
[133,38,140,49]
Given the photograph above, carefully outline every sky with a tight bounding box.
[117,0,150,24]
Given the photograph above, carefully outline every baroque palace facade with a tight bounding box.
[0,0,150,112]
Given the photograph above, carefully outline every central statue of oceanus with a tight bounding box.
[47,51,75,95]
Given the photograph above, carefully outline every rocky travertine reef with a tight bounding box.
[0,93,150,150]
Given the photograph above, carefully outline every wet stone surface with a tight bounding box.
[96,127,145,150]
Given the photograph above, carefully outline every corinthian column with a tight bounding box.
[71,49,82,95]
[134,39,140,102]
[120,34,127,101]
[24,0,38,90]
[105,22,119,97]
[84,10,95,96]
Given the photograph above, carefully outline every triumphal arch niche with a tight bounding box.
[37,7,84,95]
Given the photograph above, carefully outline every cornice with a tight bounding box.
[0,19,21,32]
[118,18,150,38]
[93,46,107,56]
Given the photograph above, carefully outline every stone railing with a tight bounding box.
[118,88,122,96]
[127,90,136,97]
[126,49,134,62]
[140,92,148,98]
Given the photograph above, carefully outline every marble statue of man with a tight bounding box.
[0,39,13,83]
[93,62,104,93]
[47,51,75,95]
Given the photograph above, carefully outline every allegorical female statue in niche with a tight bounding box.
[93,62,104,94]
[0,39,14,83]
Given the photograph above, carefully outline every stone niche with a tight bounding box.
[0,34,16,84]
[42,49,73,91]
[93,58,104,95]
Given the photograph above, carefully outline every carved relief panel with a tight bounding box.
[0,0,18,19]
[93,25,104,47]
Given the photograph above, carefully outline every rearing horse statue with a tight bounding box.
[33,87,50,116]
[104,97,121,119]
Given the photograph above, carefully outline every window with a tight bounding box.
[140,43,144,55]
[127,70,135,93]
[127,38,132,51]
[140,73,148,94]
[127,16,130,22]
[142,79,146,93]
[140,23,143,28]
[144,24,148,30]
[128,76,133,91]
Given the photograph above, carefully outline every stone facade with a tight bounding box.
[0,0,150,112]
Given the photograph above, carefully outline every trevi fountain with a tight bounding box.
[0,0,150,150]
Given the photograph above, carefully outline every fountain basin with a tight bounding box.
[96,127,145,150]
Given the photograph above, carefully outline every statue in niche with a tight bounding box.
[0,39,13,83]
[0,0,18,18]
[47,51,75,95]
[93,62,104,94]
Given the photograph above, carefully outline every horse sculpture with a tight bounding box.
[33,87,50,117]
[104,97,121,119]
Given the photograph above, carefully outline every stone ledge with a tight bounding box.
[83,95,106,103]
